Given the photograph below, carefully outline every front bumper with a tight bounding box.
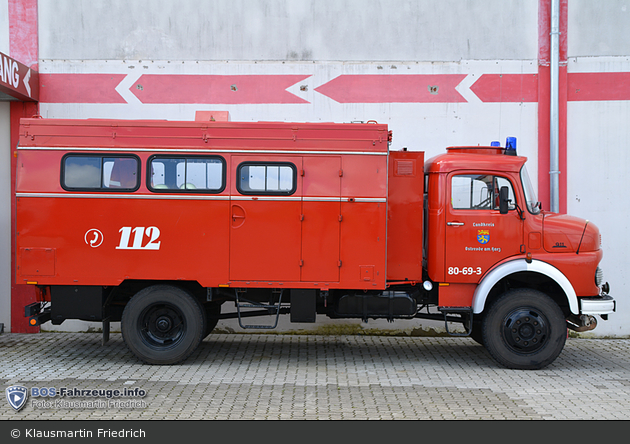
[579,294,616,316]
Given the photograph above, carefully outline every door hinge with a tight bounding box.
[338,260,342,267]
[338,215,343,222]
[299,260,304,267]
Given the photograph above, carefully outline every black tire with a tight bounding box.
[203,303,221,338]
[121,285,206,365]
[482,289,566,370]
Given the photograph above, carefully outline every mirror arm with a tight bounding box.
[507,199,526,220]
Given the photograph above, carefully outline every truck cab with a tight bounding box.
[425,143,614,368]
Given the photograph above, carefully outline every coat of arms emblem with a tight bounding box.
[477,229,490,244]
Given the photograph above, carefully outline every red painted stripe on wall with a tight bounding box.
[37,72,630,105]
[40,74,128,103]
[8,0,38,69]
[470,74,539,103]
[9,0,39,333]
[315,74,467,103]
[569,72,630,101]
[131,74,311,104]
[538,0,568,214]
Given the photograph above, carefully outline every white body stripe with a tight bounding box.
[17,192,386,203]
[16,192,231,201]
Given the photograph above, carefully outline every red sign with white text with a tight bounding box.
[0,51,39,101]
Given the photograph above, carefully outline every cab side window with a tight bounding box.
[451,174,515,210]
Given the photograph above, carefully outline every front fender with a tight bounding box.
[472,259,579,315]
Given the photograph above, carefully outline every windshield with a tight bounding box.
[520,165,541,214]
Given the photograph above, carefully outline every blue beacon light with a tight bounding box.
[505,137,517,156]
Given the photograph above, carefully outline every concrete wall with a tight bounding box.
[568,0,630,57]
[27,0,629,336]
[0,0,8,54]
[1,0,11,332]
[0,102,10,333]
[36,0,541,178]
[566,0,630,336]
[39,0,538,61]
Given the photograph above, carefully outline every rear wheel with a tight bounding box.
[121,285,206,364]
[482,289,566,370]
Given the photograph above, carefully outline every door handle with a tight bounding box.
[231,205,246,228]
[447,222,465,226]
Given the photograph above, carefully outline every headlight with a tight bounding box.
[595,267,604,287]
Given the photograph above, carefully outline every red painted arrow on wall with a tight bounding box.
[40,73,127,103]
[314,74,467,103]
[131,74,310,104]
[470,74,539,103]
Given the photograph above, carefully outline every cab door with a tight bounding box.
[229,157,302,282]
[444,172,523,283]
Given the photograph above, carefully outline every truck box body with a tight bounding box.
[16,118,423,290]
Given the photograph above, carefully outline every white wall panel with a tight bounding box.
[569,0,630,57]
[39,0,538,62]
[0,0,10,333]
[0,0,9,54]
[566,56,630,337]
[0,102,11,332]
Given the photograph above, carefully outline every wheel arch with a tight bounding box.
[117,279,207,302]
[472,259,578,316]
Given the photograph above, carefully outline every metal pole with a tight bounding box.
[550,0,560,213]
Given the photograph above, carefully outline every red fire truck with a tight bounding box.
[16,117,614,369]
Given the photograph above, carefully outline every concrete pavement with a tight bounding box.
[2,332,630,420]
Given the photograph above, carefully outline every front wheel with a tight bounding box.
[482,289,566,370]
[121,285,206,365]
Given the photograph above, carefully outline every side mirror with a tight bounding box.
[499,186,509,214]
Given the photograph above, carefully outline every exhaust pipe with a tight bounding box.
[567,315,598,333]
